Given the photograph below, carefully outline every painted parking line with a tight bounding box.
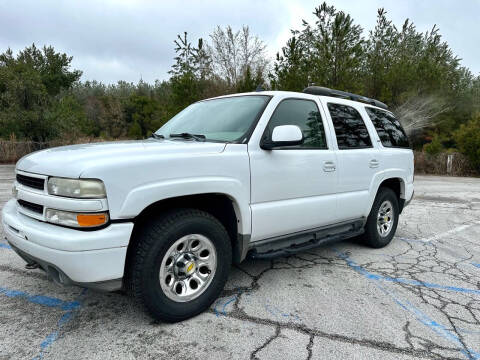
[335,250,480,360]
[397,237,433,246]
[32,288,88,360]
[0,286,80,310]
[0,242,11,249]
[419,221,480,243]
[334,252,480,296]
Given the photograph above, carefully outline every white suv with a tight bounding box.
[2,87,414,322]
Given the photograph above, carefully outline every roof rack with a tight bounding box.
[303,86,388,110]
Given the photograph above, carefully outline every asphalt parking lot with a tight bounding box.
[1,164,480,360]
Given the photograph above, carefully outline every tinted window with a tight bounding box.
[365,107,410,148]
[327,103,372,149]
[264,99,327,149]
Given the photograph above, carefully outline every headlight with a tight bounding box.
[47,177,106,198]
[45,209,109,228]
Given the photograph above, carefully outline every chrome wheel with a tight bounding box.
[159,234,217,302]
[377,200,394,237]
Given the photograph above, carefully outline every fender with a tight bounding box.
[365,169,408,217]
[116,176,251,235]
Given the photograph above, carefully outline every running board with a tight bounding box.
[248,220,364,260]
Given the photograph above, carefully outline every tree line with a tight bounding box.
[0,3,479,169]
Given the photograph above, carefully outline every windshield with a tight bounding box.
[156,95,271,142]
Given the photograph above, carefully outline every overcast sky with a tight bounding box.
[1,0,478,84]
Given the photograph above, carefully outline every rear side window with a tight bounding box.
[365,107,410,148]
[264,99,328,149]
[327,103,372,149]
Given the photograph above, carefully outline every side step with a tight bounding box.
[248,220,364,260]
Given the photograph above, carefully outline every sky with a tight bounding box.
[0,0,478,84]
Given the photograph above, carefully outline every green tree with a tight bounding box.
[453,113,480,170]
[303,2,364,91]
[271,2,364,92]
[44,95,87,139]
[235,65,264,92]
[124,94,163,138]
[270,34,308,91]
[0,44,82,141]
[363,8,398,99]
[423,135,444,155]
[169,32,209,110]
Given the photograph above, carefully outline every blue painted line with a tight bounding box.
[0,286,80,310]
[335,253,480,296]
[0,243,11,249]
[32,288,87,360]
[221,295,237,315]
[265,303,301,321]
[472,263,480,269]
[214,296,235,317]
[379,282,480,360]
[335,250,480,360]
[214,290,252,316]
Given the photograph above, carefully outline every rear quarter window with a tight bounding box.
[365,107,410,148]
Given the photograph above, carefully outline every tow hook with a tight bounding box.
[25,262,39,270]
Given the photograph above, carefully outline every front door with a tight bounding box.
[248,97,338,242]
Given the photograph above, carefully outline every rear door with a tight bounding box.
[322,100,380,221]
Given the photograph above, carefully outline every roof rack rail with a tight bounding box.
[303,86,388,110]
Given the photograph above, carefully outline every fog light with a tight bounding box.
[45,209,109,228]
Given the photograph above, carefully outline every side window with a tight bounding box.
[264,99,328,149]
[365,107,410,148]
[327,103,372,149]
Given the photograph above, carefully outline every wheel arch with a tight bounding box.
[376,177,406,213]
[124,193,248,284]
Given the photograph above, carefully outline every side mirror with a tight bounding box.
[261,125,304,150]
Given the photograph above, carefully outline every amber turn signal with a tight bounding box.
[77,213,108,227]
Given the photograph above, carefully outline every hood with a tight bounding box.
[16,139,226,178]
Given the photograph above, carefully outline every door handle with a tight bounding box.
[323,161,336,172]
[369,159,380,168]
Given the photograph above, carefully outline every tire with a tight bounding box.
[362,187,399,248]
[129,208,232,322]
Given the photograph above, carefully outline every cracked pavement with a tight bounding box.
[1,165,479,359]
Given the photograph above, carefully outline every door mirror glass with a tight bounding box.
[261,125,304,150]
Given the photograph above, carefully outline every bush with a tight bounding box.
[423,135,444,155]
[454,113,480,171]
[414,151,477,176]
[0,136,114,163]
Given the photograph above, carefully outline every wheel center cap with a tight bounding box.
[384,216,389,223]
[185,261,196,276]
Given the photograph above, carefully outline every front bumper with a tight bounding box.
[2,199,134,289]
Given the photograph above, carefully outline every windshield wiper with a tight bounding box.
[169,133,206,142]
[150,133,165,140]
